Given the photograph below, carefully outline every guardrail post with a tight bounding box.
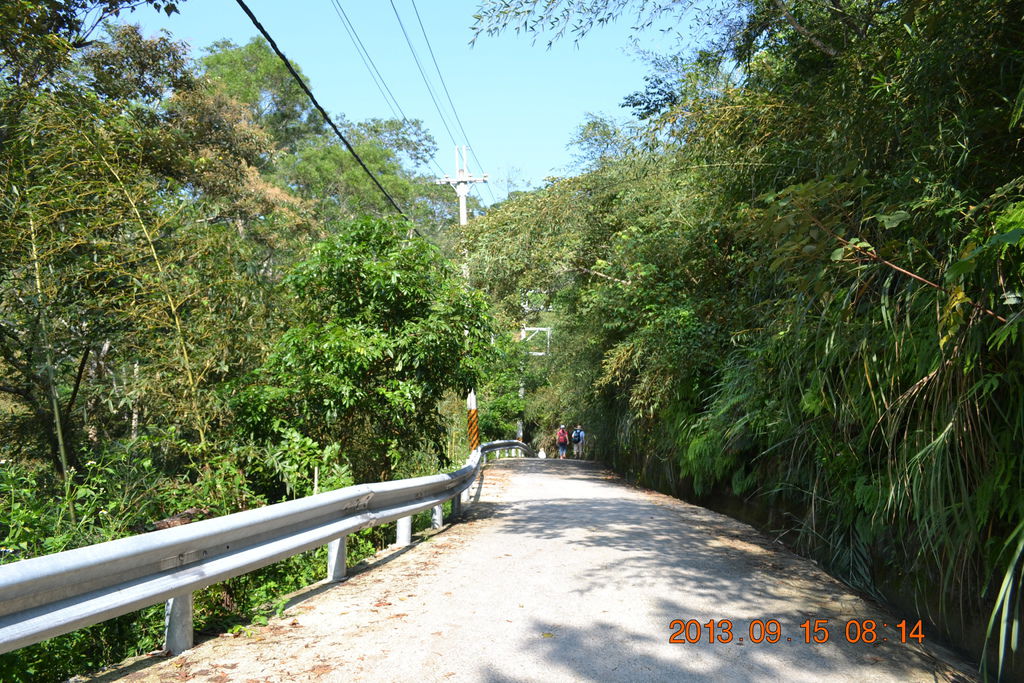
[396,516,411,546]
[431,504,443,529]
[327,535,346,581]
[164,592,193,655]
[451,493,462,519]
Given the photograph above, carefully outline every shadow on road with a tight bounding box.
[470,459,973,682]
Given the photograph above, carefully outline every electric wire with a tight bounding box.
[408,0,497,204]
[233,0,407,218]
[329,0,402,122]
[388,0,459,148]
[333,1,495,209]
[328,0,446,178]
[408,0,470,149]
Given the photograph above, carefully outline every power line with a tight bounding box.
[388,0,459,149]
[329,0,402,122]
[408,0,470,149]
[408,0,497,205]
[328,0,447,178]
[332,1,496,208]
[232,0,407,218]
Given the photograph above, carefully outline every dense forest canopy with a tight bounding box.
[2,0,1024,679]
[465,0,1024,678]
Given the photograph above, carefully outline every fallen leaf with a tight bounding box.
[541,632,555,638]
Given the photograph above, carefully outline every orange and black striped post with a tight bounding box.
[467,389,480,452]
[452,389,479,521]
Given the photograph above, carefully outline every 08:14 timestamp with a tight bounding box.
[668,618,925,645]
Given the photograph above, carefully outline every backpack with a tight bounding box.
[571,429,582,443]
[557,429,568,445]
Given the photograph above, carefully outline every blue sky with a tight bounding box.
[126,0,683,205]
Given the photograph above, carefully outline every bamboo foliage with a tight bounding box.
[0,10,505,678]
[464,0,1024,676]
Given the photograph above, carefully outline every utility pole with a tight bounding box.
[436,147,488,452]
[435,146,488,228]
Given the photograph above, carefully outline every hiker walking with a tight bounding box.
[555,425,569,459]
[571,424,586,458]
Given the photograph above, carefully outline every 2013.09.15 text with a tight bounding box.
[667,618,925,645]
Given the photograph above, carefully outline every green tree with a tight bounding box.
[234,216,493,483]
[199,37,459,238]
[201,37,321,153]
[0,0,182,89]
[0,6,501,678]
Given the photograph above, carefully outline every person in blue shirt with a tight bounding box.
[571,425,586,458]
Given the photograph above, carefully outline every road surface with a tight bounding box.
[87,459,975,682]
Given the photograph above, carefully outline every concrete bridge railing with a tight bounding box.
[0,439,534,656]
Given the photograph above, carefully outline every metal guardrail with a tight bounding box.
[0,439,534,656]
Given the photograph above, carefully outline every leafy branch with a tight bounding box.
[788,198,1009,324]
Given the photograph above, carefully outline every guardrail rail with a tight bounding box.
[0,439,534,656]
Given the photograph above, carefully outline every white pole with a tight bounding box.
[517,327,525,441]
[434,147,487,457]
[396,516,412,546]
[436,145,486,229]
[458,185,469,226]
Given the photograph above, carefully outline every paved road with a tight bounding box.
[93,459,974,682]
